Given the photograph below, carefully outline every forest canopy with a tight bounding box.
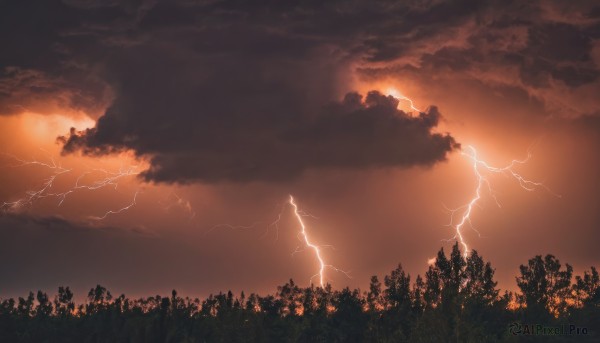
[0,244,598,342]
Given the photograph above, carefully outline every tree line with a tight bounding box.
[0,243,598,342]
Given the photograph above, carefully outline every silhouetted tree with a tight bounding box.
[412,275,425,315]
[464,250,498,305]
[380,264,414,341]
[0,247,597,342]
[16,292,34,318]
[424,263,442,308]
[331,287,367,342]
[571,266,600,338]
[54,286,74,318]
[86,284,113,314]
[516,254,573,319]
[35,291,52,317]
[366,275,382,312]
[574,266,599,307]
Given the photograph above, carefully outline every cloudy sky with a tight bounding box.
[1,0,599,300]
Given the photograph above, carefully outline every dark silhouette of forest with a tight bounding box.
[0,244,598,342]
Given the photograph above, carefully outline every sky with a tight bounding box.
[0,0,599,300]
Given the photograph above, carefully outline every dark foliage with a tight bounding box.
[0,244,597,342]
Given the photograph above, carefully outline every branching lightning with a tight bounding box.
[1,153,72,212]
[1,152,141,220]
[447,145,560,258]
[89,190,140,220]
[382,89,558,259]
[287,195,349,288]
[55,166,140,207]
[203,195,348,287]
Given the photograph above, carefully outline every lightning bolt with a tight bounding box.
[202,195,348,286]
[1,152,141,220]
[1,153,72,212]
[447,145,560,258]
[386,87,422,112]
[54,166,140,207]
[263,201,319,241]
[288,195,349,288]
[88,190,140,220]
[381,89,558,259]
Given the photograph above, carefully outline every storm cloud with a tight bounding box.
[2,0,600,183]
[1,0,600,302]
[60,90,457,182]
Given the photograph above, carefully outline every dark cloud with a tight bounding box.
[0,0,126,117]
[2,0,599,183]
[0,67,111,116]
[356,0,600,116]
[60,91,458,182]
[46,0,465,183]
